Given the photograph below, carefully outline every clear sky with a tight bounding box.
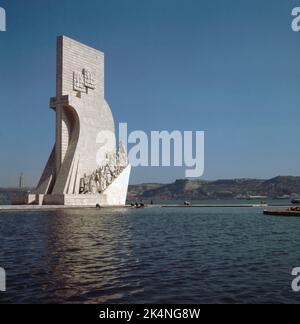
[0,0,300,186]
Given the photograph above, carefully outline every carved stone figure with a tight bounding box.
[79,144,129,194]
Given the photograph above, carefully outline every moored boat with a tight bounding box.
[264,206,300,217]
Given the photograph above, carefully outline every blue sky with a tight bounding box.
[0,0,300,186]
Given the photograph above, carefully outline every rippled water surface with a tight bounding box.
[1,206,300,304]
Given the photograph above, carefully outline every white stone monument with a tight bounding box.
[28,36,131,206]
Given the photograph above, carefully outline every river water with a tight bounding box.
[0,203,300,304]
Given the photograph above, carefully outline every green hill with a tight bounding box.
[127,176,300,201]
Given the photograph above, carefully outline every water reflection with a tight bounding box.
[1,206,300,303]
[43,208,139,303]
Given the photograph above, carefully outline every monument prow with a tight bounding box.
[28,36,131,206]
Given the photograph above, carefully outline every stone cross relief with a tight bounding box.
[73,69,96,93]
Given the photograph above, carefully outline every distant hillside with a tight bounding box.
[2,176,300,204]
[127,176,300,201]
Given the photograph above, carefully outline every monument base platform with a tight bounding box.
[46,194,105,206]
[28,193,123,207]
[28,165,131,207]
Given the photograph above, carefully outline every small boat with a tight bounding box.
[291,199,300,204]
[264,207,300,217]
[131,202,146,209]
[135,205,145,209]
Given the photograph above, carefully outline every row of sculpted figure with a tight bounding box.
[79,148,128,194]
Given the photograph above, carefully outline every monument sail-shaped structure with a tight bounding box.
[28,36,131,206]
